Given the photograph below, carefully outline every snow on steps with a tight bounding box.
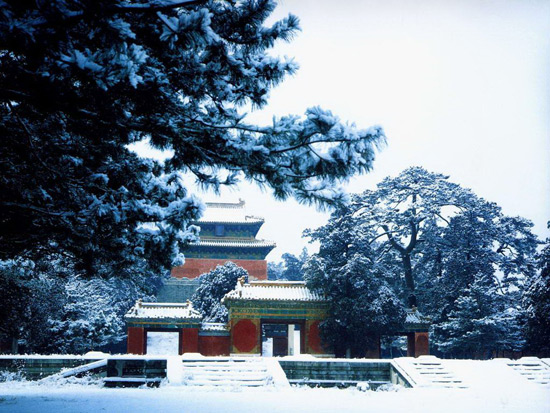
[502,357,550,387]
[392,356,467,389]
[172,355,289,388]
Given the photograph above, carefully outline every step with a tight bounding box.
[185,379,269,387]
[182,365,267,370]
[186,374,269,381]
[393,357,467,389]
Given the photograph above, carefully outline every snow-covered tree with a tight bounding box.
[523,222,550,356]
[350,167,537,308]
[191,262,248,323]
[267,261,284,280]
[0,253,161,354]
[306,167,538,357]
[48,275,158,354]
[434,274,525,358]
[268,247,309,280]
[0,0,385,279]
[422,205,534,357]
[0,0,386,352]
[304,205,405,357]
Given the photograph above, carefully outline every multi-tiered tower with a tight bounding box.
[171,199,275,280]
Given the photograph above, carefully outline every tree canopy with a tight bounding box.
[0,0,386,352]
[523,222,550,357]
[191,262,248,323]
[305,167,538,357]
[0,0,385,278]
[268,247,308,281]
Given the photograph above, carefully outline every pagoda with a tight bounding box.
[171,199,275,280]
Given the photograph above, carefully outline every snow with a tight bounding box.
[125,301,202,320]
[146,332,179,356]
[194,239,276,248]
[405,308,431,324]
[0,359,549,413]
[224,281,325,302]
[198,200,264,224]
[201,322,229,332]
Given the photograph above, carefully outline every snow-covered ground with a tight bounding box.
[0,360,548,413]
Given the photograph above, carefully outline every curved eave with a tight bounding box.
[401,322,432,333]
[190,241,276,248]
[125,316,202,323]
[194,219,264,225]
[223,297,328,304]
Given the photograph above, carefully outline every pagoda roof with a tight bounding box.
[196,199,264,224]
[223,280,326,303]
[402,307,431,331]
[125,300,202,321]
[191,238,276,248]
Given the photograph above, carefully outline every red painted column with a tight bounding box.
[127,327,146,355]
[180,328,199,354]
[414,332,430,357]
[306,320,324,354]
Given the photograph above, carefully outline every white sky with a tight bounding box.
[144,0,550,261]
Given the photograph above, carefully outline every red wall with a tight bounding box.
[232,319,258,353]
[198,336,230,356]
[172,258,267,280]
[127,327,146,355]
[414,332,430,357]
[180,328,199,354]
[407,331,430,357]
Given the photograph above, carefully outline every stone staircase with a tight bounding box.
[179,357,289,388]
[504,357,550,387]
[392,356,467,389]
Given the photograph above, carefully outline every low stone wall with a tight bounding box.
[0,356,102,380]
[279,358,412,388]
[0,356,168,386]
[1,355,413,388]
[104,358,167,387]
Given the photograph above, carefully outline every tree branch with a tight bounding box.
[381,224,406,254]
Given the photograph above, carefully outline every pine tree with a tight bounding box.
[191,262,248,323]
[267,261,284,280]
[304,205,405,357]
[269,247,309,281]
[0,253,161,354]
[0,0,385,278]
[306,167,538,358]
[0,0,386,351]
[523,222,550,356]
[434,274,524,358]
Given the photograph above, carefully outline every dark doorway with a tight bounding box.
[273,336,288,357]
[261,320,304,356]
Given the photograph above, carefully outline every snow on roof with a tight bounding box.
[197,199,264,224]
[405,307,431,325]
[192,239,276,248]
[125,300,202,320]
[223,280,326,302]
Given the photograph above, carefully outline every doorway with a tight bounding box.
[146,331,180,355]
[261,321,304,356]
